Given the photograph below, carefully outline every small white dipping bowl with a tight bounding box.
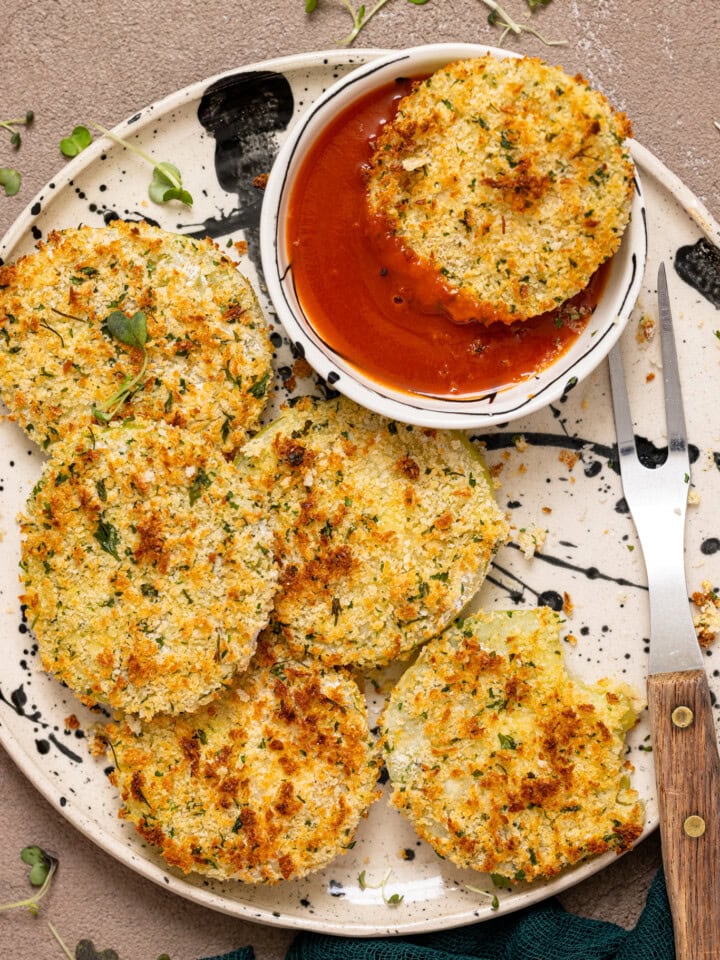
[260,42,647,429]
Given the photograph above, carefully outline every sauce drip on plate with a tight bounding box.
[286,78,608,399]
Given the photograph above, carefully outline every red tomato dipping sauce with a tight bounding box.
[286,78,609,399]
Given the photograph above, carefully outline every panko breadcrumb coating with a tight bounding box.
[366,55,634,325]
[241,396,508,668]
[0,220,272,453]
[108,641,381,883]
[20,419,276,719]
[381,607,644,882]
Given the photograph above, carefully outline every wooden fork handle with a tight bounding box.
[648,669,720,960]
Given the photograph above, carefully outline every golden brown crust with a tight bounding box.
[366,56,635,324]
[20,419,276,719]
[108,645,381,883]
[0,220,272,453]
[381,607,645,882]
[241,396,509,668]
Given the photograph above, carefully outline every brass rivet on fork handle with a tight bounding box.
[683,815,706,838]
[672,705,694,728]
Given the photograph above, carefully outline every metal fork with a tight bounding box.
[609,262,720,960]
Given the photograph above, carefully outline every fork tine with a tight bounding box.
[608,342,637,462]
[657,263,689,456]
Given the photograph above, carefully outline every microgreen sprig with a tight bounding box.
[4,846,169,959]
[464,882,500,910]
[92,309,149,424]
[50,908,168,959]
[358,868,404,905]
[481,0,566,46]
[0,111,34,149]
[0,110,33,197]
[72,935,121,960]
[0,845,58,915]
[306,0,429,46]
[60,121,192,207]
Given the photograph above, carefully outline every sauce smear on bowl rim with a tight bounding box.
[286,77,608,400]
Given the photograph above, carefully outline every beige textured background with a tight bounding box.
[1,2,718,958]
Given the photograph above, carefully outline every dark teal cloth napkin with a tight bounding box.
[200,869,674,960]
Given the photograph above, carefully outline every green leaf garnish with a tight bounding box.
[480,0,565,46]
[0,845,58,915]
[75,940,121,960]
[189,466,213,506]
[0,111,33,150]
[464,882,500,910]
[490,872,513,890]
[21,845,54,886]
[0,112,33,195]
[148,162,193,206]
[249,371,270,399]
[60,121,193,206]
[59,125,92,157]
[106,309,147,349]
[357,868,404,906]
[0,167,21,197]
[94,516,121,560]
[306,0,401,45]
[92,310,148,423]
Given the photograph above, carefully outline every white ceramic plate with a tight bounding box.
[1,50,720,937]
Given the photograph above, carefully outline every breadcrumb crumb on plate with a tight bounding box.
[241,396,509,668]
[692,580,720,647]
[381,607,644,882]
[0,220,272,454]
[107,641,381,883]
[20,419,277,719]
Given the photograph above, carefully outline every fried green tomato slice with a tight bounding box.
[381,608,645,882]
[0,220,271,453]
[20,420,276,719]
[107,642,381,883]
[366,55,635,325]
[241,396,508,668]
